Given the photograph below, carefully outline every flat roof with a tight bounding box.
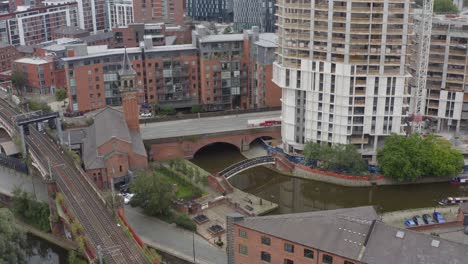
[200,34,244,43]
[14,57,50,65]
[255,33,278,48]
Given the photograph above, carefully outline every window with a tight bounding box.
[239,229,247,238]
[261,251,271,263]
[119,165,123,172]
[304,249,314,259]
[239,244,248,255]
[344,261,354,264]
[322,254,333,264]
[261,236,271,246]
[284,243,294,253]
[284,259,294,264]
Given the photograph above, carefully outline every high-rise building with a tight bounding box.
[273,0,412,159]
[107,0,134,29]
[186,0,233,22]
[0,3,79,45]
[233,0,276,33]
[133,0,185,25]
[410,15,467,133]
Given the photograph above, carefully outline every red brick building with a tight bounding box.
[227,206,468,264]
[52,26,90,39]
[63,42,199,112]
[12,55,66,94]
[133,0,185,25]
[113,23,192,48]
[0,43,20,72]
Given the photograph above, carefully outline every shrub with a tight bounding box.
[174,214,197,231]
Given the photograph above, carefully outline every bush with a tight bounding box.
[55,88,67,101]
[434,0,458,13]
[174,214,196,231]
[27,99,52,113]
[161,106,176,115]
[191,105,205,114]
[10,187,50,232]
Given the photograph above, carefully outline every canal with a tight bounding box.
[191,143,468,213]
[27,234,68,264]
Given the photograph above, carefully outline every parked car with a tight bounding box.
[413,215,425,226]
[433,212,446,223]
[404,218,417,227]
[140,112,152,118]
[422,214,435,224]
[124,193,134,205]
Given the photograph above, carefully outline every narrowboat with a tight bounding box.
[450,176,468,185]
[438,197,468,206]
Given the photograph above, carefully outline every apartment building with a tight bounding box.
[410,15,467,133]
[227,206,468,264]
[273,0,412,158]
[233,0,276,33]
[52,26,90,39]
[186,0,233,22]
[0,3,79,46]
[245,28,281,108]
[0,43,20,72]
[133,0,185,25]
[193,25,249,110]
[63,41,199,112]
[107,0,134,29]
[43,0,106,33]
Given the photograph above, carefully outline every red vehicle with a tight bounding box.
[259,120,281,127]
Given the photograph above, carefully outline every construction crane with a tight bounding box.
[412,0,434,133]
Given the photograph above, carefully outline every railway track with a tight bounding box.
[0,98,148,263]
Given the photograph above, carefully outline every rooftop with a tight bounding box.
[53,26,88,35]
[14,57,51,65]
[255,33,278,48]
[199,34,244,43]
[81,32,115,43]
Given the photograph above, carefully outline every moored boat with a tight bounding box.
[450,176,468,185]
[438,197,468,206]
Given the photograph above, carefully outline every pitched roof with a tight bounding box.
[362,221,468,264]
[236,206,377,260]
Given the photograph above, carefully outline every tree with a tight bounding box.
[10,71,25,96]
[55,88,67,101]
[130,171,175,216]
[10,187,51,232]
[377,134,464,181]
[0,208,28,264]
[303,142,368,175]
[26,99,52,113]
[223,26,232,34]
[433,0,458,13]
[67,250,87,264]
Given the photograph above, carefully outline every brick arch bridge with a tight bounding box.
[145,126,281,161]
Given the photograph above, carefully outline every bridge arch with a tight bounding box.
[192,141,240,158]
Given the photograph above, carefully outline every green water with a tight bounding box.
[191,143,468,213]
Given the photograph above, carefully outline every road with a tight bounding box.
[141,111,281,140]
[0,166,48,201]
[124,205,227,264]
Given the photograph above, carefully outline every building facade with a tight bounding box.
[0,3,79,46]
[273,0,412,158]
[0,43,20,72]
[107,0,134,29]
[63,42,199,112]
[186,0,233,22]
[410,15,467,133]
[233,0,276,33]
[132,0,185,25]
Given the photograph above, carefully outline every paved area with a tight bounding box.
[197,203,233,250]
[0,166,48,202]
[382,206,460,229]
[141,111,280,140]
[124,205,227,264]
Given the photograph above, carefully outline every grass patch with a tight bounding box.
[156,168,203,200]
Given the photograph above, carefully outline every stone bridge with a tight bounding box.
[145,126,280,160]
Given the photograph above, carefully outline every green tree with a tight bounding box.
[130,171,175,216]
[10,71,25,96]
[161,106,176,115]
[67,250,87,264]
[434,0,458,13]
[0,208,28,264]
[55,88,67,101]
[223,26,232,34]
[377,134,464,181]
[191,105,205,113]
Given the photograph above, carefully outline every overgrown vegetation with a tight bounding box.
[303,142,368,175]
[377,133,464,182]
[174,214,197,231]
[10,187,50,232]
[130,171,175,217]
[10,71,25,96]
[169,158,210,187]
[433,0,458,13]
[191,105,205,114]
[160,167,203,199]
[0,208,28,264]
[55,88,67,101]
[26,99,52,113]
[67,250,87,264]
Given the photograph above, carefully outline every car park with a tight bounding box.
[404,218,417,227]
[422,214,435,224]
[413,215,425,225]
[433,211,446,223]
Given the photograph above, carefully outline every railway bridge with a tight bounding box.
[0,98,150,263]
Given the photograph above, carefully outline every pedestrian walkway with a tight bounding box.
[0,166,48,202]
[124,205,227,264]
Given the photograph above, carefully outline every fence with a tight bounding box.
[0,153,28,174]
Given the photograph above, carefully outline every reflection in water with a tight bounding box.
[192,143,468,213]
[27,234,67,264]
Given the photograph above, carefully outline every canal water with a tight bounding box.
[27,234,68,264]
[191,143,468,213]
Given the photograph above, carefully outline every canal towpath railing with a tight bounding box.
[218,156,276,179]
